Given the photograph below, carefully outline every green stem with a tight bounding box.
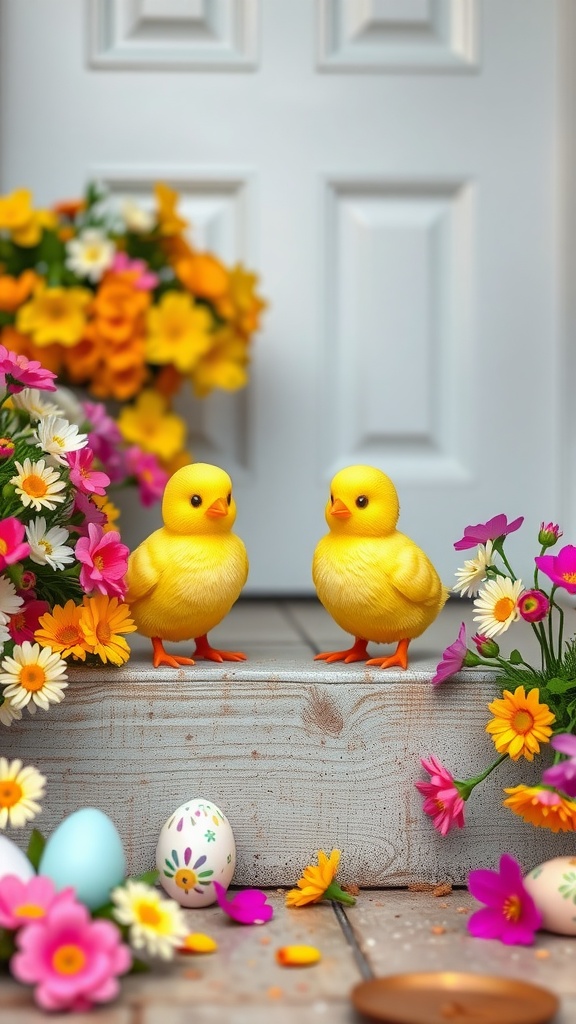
[455,753,508,801]
[497,548,517,581]
[323,882,356,906]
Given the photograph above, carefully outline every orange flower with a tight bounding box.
[79,594,136,666]
[285,850,356,908]
[175,253,228,299]
[0,326,63,374]
[162,233,195,263]
[53,198,86,219]
[154,183,188,236]
[91,358,148,402]
[61,325,104,383]
[154,364,184,399]
[0,270,38,312]
[91,274,150,344]
[35,601,87,660]
[504,785,576,833]
[216,263,266,336]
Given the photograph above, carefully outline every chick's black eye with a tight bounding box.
[330,493,334,504]
[227,492,232,506]
[190,494,202,507]
[356,495,369,509]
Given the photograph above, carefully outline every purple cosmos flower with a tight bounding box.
[542,733,576,797]
[213,881,274,925]
[467,853,541,945]
[431,623,467,686]
[454,514,524,551]
[535,544,576,595]
[517,589,550,623]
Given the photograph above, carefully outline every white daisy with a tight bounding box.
[52,386,86,427]
[0,642,68,715]
[111,881,188,959]
[473,576,524,638]
[121,199,155,234]
[0,576,23,623]
[34,415,88,465]
[26,517,75,570]
[11,389,63,422]
[0,757,46,828]
[0,695,22,727]
[10,457,66,511]
[65,228,115,283]
[453,541,495,597]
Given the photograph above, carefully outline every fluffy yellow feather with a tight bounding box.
[126,463,248,668]
[312,465,448,669]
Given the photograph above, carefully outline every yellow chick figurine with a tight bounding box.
[126,463,248,668]
[312,465,448,669]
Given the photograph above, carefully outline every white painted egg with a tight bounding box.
[524,855,576,936]
[0,834,35,882]
[156,798,236,908]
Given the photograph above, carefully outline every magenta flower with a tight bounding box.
[539,522,563,548]
[111,252,159,291]
[517,589,549,623]
[0,437,15,459]
[415,755,466,836]
[82,401,127,484]
[213,881,274,925]
[73,492,107,535]
[431,623,467,686]
[66,448,110,496]
[9,597,50,644]
[467,853,541,945]
[472,633,500,658]
[0,517,30,570]
[0,346,57,393]
[75,523,129,598]
[454,514,524,551]
[11,899,131,1012]
[535,544,576,594]
[542,733,576,797]
[126,447,168,507]
[0,875,76,930]
[20,570,37,593]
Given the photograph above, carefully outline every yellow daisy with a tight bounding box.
[10,458,66,512]
[35,601,87,660]
[92,493,121,533]
[486,685,555,761]
[117,389,186,461]
[285,849,356,908]
[503,785,576,833]
[472,576,523,638]
[79,595,136,666]
[0,641,68,715]
[190,328,249,398]
[17,283,91,347]
[111,880,188,959]
[146,291,213,374]
[0,757,46,828]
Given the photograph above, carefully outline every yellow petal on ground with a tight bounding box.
[275,945,321,967]
[179,932,218,954]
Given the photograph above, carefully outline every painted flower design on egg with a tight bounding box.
[162,847,214,896]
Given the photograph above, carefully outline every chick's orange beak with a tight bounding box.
[330,498,351,519]
[206,497,228,518]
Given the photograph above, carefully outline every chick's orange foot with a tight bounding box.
[193,634,247,663]
[366,638,410,671]
[314,637,369,664]
[152,638,195,669]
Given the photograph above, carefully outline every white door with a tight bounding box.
[0,0,568,593]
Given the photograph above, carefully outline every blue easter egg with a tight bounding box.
[39,808,126,910]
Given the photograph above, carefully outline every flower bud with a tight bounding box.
[0,437,15,459]
[539,522,563,548]
[518,589,549,623]
[472,633,500,658]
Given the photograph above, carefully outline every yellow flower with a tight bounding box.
[17,283,91,346]
[0,757,46,829]
[118,389,186,461]
[0,189,50,247]
[146,291,213,373]
[35,601,87,660]
[217,263,267,336]
[285,849,356,908]
[111,880,188,959]
[154,183,188,237]
[79,595,136,666]
[503,785,576,833]
[486,686,555,761]
[190,328,249,397]
[92,493,121,533]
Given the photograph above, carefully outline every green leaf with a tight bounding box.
[26,828,46,870]
[0,929,15,962]
[509,649,523,665]
[128,869,159,886]
[544,677,576,695]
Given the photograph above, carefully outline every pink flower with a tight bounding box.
[11,899,131,1012]
[75,523,129,598]
[126,447,168,507]
[82,402,127,484]
[9,597,50,643]
[0,875,76,930]
[213,881,274,925]
[20,570,37,593]
[542,733,576,797]
[467,853,541,945]
[0,346,57,393]
[415,755,466,836]
[66,448,110,496]
[111,252,159,291]
[0,517,29,570]
[454,514,524,551]
[535,544,576,594]
[73,492,107,535]
[431,623,467,686]
[472,633,500,658]
[517,589,549,623]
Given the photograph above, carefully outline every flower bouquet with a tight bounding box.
[417,514,576,835]
[0,346,138,728]
[0,181,265,479]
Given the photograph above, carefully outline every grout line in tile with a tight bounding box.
[278,601,321,655]
[332,902,374,980]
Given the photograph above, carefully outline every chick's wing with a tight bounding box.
[126,534,163,604]
[385,540,441,607]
